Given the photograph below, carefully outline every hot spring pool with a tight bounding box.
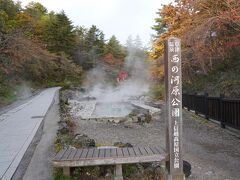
[92,102,133,118]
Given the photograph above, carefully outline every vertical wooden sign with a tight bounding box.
[164,37,185,180]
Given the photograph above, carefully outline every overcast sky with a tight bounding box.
[17,0,172,46]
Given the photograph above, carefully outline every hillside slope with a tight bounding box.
[184,59,240,97]
[0,33,82,107]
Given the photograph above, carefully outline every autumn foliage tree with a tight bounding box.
[0,0,128,105]
[151,0,240,92]
[0,0,82,105]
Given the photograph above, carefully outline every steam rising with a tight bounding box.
[16,82,33,100]
[79,37,150,117]
[85,43,149,103]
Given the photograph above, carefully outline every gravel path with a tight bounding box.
[73,108,240,180]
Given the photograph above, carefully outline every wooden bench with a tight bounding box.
[53,146,166,180]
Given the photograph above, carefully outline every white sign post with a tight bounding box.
[164,37,185,180]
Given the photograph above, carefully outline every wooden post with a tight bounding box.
[114,164,123,180]
[63,167,70,176]
[187,94,190,111]
[164,37,185,180]
[220,93,225,128]
[205,92,209,120]
[194,93,198,115]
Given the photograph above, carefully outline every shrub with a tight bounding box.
[150,84,164,100]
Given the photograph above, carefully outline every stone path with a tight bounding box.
[0,87,60,180]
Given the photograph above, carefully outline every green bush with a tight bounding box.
[123,164,138,178]
[53,169,73,180]
[150,84,165,100]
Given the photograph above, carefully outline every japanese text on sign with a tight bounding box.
[169,41,181,169]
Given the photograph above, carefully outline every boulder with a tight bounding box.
[183,160,191,177]
[112,118,122,124]
[132,116,138,123]
[73,134,96,148]
[137,113,146,123]
[62,90,75,100]
[58,122,69,134]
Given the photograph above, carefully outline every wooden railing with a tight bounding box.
[183,93,240,130]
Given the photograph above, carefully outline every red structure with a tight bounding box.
[117,71,128,82]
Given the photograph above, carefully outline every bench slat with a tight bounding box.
[111,148,117,157]
[138,147,148,156]
[154,147,164,154]
[128,148,135,156]
[54,149,67,160]
[144,147,154,155]
[117,148,123,157]
[149,147,159,154]
[105,148,111,158]
[53,146,166,166]
[122,148,129,157]
[68,149,77,160]
[92,148,99,158]
[133,147,142,156]
[80,149,89,159]
[86,148,94,158]
[53,152,166,167]
[61,149,72,160]
[99,149,105,158]
[73,149,83,160]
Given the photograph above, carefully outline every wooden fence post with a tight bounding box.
[220,93,225,128]
[164,37,185,180]
[187,94,190,111]
[194,93,198,115]
[204,92,209,120]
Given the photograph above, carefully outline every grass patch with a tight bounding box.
[123,164,139,178]
[53,169,73,180]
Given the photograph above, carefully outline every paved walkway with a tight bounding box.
[0,87,60,180]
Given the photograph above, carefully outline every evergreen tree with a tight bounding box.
[73,25,106,69]
[152,9,167,36]
[126,35,134,49]
[42,11,76,55]
[85,25,105,56]
[0,0,21,19]
[0,0,21,33]
[134,35,143,49]
[105,35,125,58]
[25,2,47,20]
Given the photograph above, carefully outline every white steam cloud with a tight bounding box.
[78,37,150,117]
[84,43,150,103]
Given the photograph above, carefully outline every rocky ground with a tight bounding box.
[59,89,240,179]
[72,109,240,180]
